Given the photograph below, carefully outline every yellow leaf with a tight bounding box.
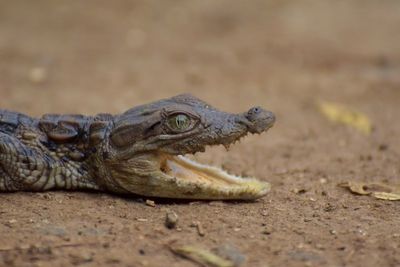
[373,192,400,201]
[338,181,370,195]
[318,101,372,135]
[171,245,234,267]
[339,181,400,201]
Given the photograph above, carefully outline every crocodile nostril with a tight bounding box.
[246,106,272,122]
[248,106,261,116]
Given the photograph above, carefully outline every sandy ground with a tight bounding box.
[0,1,400,266]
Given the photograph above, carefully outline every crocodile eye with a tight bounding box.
[167,114,191,132]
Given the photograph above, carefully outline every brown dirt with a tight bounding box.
[0,1,400,266]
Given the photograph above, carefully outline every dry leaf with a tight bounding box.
[373,192,400,201]
[171,245,234,267]
[362,183,395,193]
[318,101,372,135]
[339,181,400,201]
[338,181,370,195]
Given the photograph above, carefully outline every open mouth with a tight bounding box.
[158,152,270,200]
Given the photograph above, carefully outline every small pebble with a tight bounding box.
[145,199,156,207]
[260,209,268,216]
[165,211,178,229]
[191,221,205,236]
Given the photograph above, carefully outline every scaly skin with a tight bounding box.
[0,94,275,199]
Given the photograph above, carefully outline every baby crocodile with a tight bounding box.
[0,94,275,199]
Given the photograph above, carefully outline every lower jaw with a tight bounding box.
[158,154,270,200]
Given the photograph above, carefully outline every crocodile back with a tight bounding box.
[0,109,114,148]
[38,113,113,144]
[0,109,35,135]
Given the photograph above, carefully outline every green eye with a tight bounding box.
[168,114,191,131]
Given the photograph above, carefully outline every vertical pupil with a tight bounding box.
[176,115,186,128]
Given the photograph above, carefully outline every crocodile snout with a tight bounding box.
[240,106,275,134]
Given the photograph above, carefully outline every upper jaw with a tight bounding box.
[176,108,276,155]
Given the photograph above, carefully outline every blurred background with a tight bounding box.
[1,0,399,114]
[0,1,400,266]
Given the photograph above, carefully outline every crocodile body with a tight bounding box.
[0,94,275,199]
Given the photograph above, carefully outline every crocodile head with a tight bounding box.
[95,94,275,200]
